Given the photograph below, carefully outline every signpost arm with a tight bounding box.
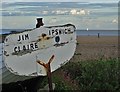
[37,55,55,92]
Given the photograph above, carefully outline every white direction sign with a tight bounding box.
[3,24,76,76]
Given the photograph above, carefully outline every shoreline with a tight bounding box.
[0,34,119,43]
[77,35,118,44]
[69,35,118,61]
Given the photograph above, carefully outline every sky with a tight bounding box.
[2,0,119,3]
[1,1,118,30]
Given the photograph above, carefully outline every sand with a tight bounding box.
[70,36,118,61]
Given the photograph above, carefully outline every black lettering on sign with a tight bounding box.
[59,30,62,34]
[27,44,30,50]
[25,34,29,40]
[18,46,20,52]
[48,28,72,36]
[30,43,34,50]
[35,43,38,48]
[65,29,67,34]
[55,29,58,35]
[17,34,29,41]
[52,30,54,35]
[14,47,17,52]
[18,35,21,41]
[22,35,24,40]
[13,42,39,54]
[68,28,71,32]
[23,45,26,51]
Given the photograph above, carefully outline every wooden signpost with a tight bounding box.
[3,24,76,91]
[37,55,55,91]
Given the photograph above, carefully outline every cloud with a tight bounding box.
[70,9,90,15]
[70,9,77,15]
[42,11,48,15]
[56,10,68,15]
[112,19,118,23]
[79,9,86,15]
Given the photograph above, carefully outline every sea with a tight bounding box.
[0,29,118,36]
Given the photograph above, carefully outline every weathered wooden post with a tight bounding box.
[37,55,55,91]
